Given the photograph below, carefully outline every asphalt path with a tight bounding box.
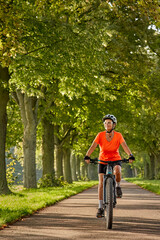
[0,180,160,240]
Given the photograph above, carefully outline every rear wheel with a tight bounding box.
[105,177,113,229]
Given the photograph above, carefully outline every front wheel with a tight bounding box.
[105,177,113,229]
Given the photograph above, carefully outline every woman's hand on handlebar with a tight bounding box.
[84,155,90,164]
[129,154,135,163]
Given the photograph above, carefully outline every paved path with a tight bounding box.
[0,180,160,240]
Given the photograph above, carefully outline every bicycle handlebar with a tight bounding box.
[89,158,131,164]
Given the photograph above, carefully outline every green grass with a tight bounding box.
[125,178,160,195]
[0,181,98,228]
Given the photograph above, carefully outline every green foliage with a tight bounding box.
[6,98,23,148]
[6,159,17,186]
[38,174,67,188]
[6,150,23,186]
[155,172,160,180]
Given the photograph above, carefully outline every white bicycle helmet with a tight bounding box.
[102,114,117,125]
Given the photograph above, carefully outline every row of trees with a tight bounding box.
[0,0,160,194]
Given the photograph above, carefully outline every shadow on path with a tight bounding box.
[0,181,160,240]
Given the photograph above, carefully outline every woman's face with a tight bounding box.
[104,119,113,131]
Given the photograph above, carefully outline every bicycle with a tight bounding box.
[90,158,130,230]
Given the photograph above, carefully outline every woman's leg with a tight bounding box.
[96,173,104,217]
[114,165,121,183]
[98,173,104,201]
[114,165,122,197]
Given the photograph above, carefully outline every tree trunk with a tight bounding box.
[42,117,54,177]
[144,161,150,179]
[55,146,63,178]
[17,91,38,188]
[144,154,150,179]
[63,148,72,183]
[81,160,86,179]
[133,167,138,177]
[76,155,81,180]
[71,152,78,181]
[0,66,11,194]
[54,125,63,179]
[149,153,155,180]
[23,123,37,188]
[85,161,89,180]
[88,164,98,180]
[81,159,89,180]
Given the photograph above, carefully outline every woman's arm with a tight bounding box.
[121,141,132,155]
[85,141,98,163]
[121,141,134,163]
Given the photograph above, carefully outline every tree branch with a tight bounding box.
[11,91,19,105]
[37,98,54,126]
[24,45,50,56]
[60,127,76,147]
[16,89,27,126]
[24,39,65,56]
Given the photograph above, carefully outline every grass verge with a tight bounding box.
[125,178,160,195]
[0,181,98,228]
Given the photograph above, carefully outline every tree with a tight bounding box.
[0,66,11,194]
[13,91,38,188]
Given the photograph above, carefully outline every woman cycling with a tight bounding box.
[84,114,135,218]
